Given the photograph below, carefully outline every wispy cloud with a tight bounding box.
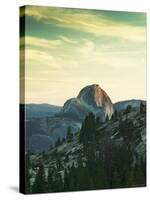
[24,6,146,43]
[59,36,77,44]
[21,36,63,49]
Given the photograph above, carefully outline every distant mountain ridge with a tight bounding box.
[24,99,145,120]
[21,103,61,120]
[114,99,146,112]
[23,84,146,153]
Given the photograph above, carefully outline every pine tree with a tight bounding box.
[68,163,78,191]
[114,109,118,120]
[124,105,132,115]
[140,102,146,114]
[79,118,86,144]
[105,115,109,121]
[62,137,66,143]
[111,114,114,121]
[47,166,53,192]
[66,126,73,142]
[52,170,63,192]
[64,168,70,191]
[79,112,97,163]
[119,119,135,143]
[96,116,100,126]
[55,137,61,147]
[49,144,53,151]
[32,164,46,193]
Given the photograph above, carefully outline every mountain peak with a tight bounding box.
[78,84,105,107]
[62,84,114,120]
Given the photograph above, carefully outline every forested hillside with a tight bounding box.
[25,103,146,194]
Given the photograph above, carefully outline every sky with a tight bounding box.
[20,6,147,106]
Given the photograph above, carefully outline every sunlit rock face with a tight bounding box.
[62,84,114,120]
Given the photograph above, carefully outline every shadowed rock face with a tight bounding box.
[62,84,114,120]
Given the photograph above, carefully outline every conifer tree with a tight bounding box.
[55,137,61,147]
[64,168,70,191]
[140,102,146,114]
[105,114,109,121]
[47,166,53,192]
[114,109,118,120]
[32,164,46,193]
[66,126,73,142]
[96,116,100,127]
[124,105,132,115]
[111,114,114,120]
[52,170,63,192]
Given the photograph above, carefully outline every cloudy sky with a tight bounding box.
[20,6,146,106]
